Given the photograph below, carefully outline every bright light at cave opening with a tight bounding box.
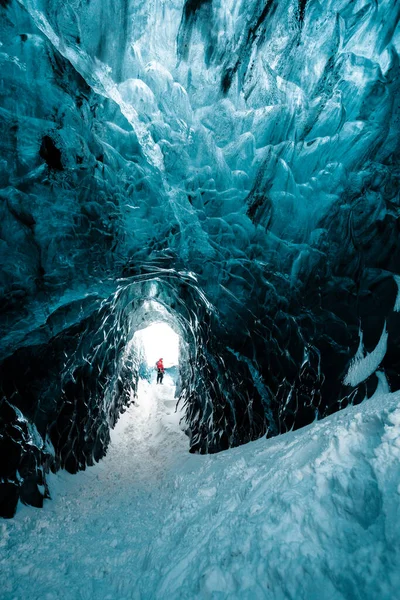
[135,322,180,369]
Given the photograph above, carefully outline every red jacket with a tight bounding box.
[156,360,164,372]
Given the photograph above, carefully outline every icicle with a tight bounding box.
[344,324,388,387]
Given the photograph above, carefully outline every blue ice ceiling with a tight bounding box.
[0,0,399,516]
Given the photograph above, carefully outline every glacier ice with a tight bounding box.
[0,0,399,519]
[344,324,388,387]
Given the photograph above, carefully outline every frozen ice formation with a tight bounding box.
[0,0,399,516]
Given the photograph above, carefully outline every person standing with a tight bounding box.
[156,358,165,384]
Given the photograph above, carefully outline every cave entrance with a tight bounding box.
[133,322,180,384]
[123,320,188,455]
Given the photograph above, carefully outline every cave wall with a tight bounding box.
[0,0,399,516]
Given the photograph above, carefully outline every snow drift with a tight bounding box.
[1,377,399,598]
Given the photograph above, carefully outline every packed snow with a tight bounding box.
[1,375,399,599]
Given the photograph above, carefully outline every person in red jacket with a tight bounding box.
[156,358,165,384]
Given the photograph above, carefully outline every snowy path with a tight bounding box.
[1,376,191,600]
[1,378,400,599]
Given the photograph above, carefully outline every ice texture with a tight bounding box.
[0,0,399,515]
[344,324,388,387]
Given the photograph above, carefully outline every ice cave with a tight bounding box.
[0,0,399,597]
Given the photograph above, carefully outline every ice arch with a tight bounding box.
[0,269,277,516]
[0,0,399,516]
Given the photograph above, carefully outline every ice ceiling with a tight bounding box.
[0,0,399,516]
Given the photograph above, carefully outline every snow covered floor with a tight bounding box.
[1,376,400,600]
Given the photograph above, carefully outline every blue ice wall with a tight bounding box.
[0,0,399,515]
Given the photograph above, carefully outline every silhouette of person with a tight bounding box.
[156,358,165,384]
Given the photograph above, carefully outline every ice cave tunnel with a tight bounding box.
[0,0,399,594]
